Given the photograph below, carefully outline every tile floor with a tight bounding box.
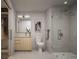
[8,51,77,59]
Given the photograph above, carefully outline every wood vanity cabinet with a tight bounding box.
[14,37,32,51]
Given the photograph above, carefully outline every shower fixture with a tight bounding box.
[58,29,63,40]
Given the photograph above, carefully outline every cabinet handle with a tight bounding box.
[15,42,20,44]
[15,40,20,41]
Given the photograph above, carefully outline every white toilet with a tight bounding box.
[36,33,44,52]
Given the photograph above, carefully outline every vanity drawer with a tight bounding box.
[15,40,21,44]
[15,44,22,50]
[14,37,32,50]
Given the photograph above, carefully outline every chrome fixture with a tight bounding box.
[58,29,63,40]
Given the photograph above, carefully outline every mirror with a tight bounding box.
[16,18,31,36]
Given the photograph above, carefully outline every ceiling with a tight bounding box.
[11,0,76,12]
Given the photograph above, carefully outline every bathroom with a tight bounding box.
[11,4,77,59]
[1,0,77,59]
[14,5,77,53]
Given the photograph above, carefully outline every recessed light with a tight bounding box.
[24,15,30,18]
[64,1,67,4]
[17,15,23,18]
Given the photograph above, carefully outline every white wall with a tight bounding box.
[8,9,16,56]
[70,5,77,54]
[45,8,53,52]
[46,4,77,53]
[46,7,71,52]
[16,12,46,50]
[64,4,77,54]
[7,0,16,56]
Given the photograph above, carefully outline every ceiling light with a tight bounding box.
[17,15,23,18]
[64,1,67,4]
[24,15,30,18]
